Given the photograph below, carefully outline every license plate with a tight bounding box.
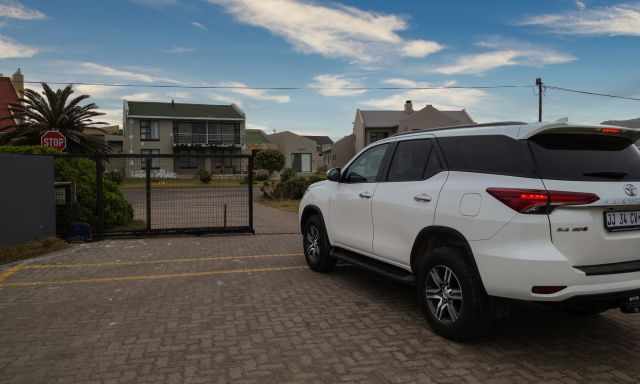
[605,210,640,231]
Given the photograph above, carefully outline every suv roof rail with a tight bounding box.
[392,121,528,137]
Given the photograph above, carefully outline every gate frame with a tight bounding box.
[53,152,255,239]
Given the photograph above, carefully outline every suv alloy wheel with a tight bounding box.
[417,247,493,341]
[303,215,336,273]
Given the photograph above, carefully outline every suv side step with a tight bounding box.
[332,247,415,285]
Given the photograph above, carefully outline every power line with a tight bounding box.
[545,85,640,102]
[23,80,532,91]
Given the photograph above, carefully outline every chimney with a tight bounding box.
[11,68,24,98]
[404,100,413,114]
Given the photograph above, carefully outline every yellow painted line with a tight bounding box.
[23,253,304,270]
[0,264,23,286]
[2,265,307,288]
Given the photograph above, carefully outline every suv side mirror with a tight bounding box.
[327,168,341,182]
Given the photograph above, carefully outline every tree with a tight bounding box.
[255,149,285,175]
[0,83,109,153]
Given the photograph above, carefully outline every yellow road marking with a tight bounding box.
[23,253,303,270]
[0,264,23,286]
[2,265,307,288]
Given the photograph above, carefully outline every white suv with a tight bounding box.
[299,121,640,340]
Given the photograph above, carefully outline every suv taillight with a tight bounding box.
[486,188,599,214]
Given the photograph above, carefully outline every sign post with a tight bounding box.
[41,130,66,151]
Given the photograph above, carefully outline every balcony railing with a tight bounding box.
[173,132,240,146]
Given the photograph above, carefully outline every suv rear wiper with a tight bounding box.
[582,171,628,179]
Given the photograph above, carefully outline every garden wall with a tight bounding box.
[0,154,55,247]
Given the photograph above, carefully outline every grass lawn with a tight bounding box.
[0,238,68,266]
[258,198,300,213]
[120,178,260,189]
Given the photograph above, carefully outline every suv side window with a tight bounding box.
[343,143,389,183]
[438,135,536,177]
[387,139,434,182]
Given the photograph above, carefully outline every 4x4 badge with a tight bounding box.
[624,184,637,197]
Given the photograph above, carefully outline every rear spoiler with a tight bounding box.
[520,121,640,142]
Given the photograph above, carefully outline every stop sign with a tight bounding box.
[41,130,66,150]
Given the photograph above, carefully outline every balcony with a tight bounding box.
[173,121,241,147]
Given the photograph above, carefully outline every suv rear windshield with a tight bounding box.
[529,134,640,181]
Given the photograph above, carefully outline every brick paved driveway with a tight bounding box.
[1,205,639,383]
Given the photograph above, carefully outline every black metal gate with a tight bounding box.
[55,153,254,239]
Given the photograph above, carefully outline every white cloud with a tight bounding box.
[220,81,290,103]
[121,91,191,102]
[520,2,640,36]
[192,21,208,31]
[208,93,243,106]
[162,46,195,54]
[76,62,179,83]
[207,0,443,63]
[0,34,37,58]
[576,0,587,11]
[73,84,118,98]
[401,40,443,58]
[0,1,45,20]
[362,79,486,111]
[308,74,366,97]
[383,78,418,88]
[433,39,575,75]
[95,108,122,126]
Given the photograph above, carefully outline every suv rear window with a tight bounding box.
[437,135,536,177]
[529,134,640,181]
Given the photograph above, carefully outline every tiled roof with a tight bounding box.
[304,135,333,145]
[127,101,244,119]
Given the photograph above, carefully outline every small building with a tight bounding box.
[85,125,125,174]
[330,100,475,168]
[267,131,318,174]
[304,135,334,171]
[330,134,355,169]
[123,100,246,178]
[353,100,474,153]
[0,70,20,132]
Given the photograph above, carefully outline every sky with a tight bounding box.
[1,0,639,139]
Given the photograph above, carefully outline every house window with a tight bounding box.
[174,121,206,144]
[141,149,160,169]
[176,157,201,169]
[368,131,389,144]
[292,153,312,173]
[140,120,159,141]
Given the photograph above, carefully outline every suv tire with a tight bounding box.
[417,246,493,341]
[303,215,336,273]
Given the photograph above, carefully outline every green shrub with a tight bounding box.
[0,146,133,229]
[197,169,211,184]
[273,175,325,200]
[255,149,285,175]
[280,167,296,182]
[255,173,269,181]
[105,170,123,184]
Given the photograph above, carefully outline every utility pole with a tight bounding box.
[536,78,543,122]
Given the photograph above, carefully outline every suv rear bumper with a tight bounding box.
[471,239,640,302]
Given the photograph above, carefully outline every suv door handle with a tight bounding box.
[359,191,373,199]
[414,193,432,203]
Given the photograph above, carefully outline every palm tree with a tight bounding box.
[0,83,109,153]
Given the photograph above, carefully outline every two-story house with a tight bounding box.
[331,100,475,168]
[123,100,246,177]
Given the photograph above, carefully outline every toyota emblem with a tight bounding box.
[624,184,637,197]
